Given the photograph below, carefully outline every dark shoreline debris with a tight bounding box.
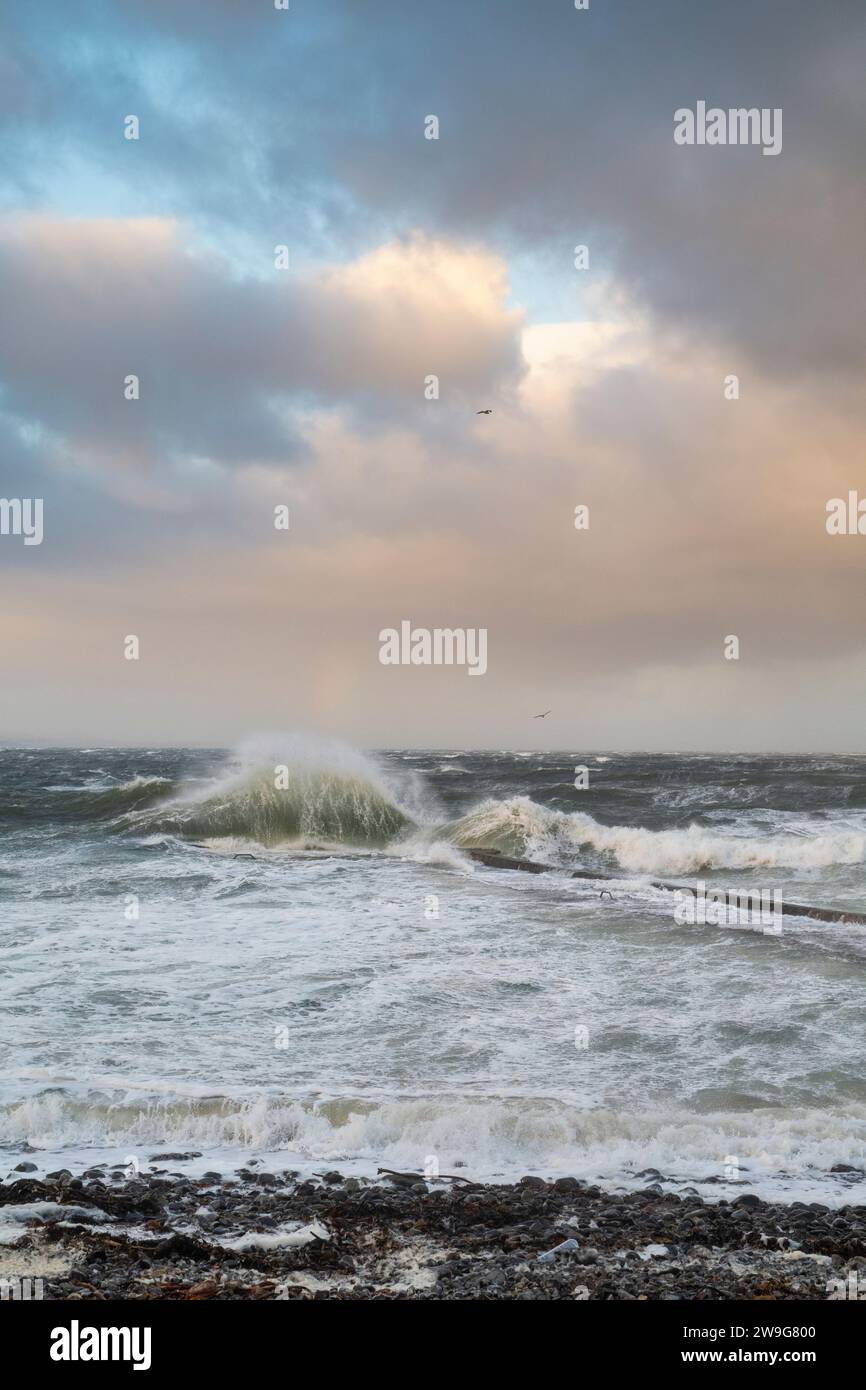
[2,1168,863,1301]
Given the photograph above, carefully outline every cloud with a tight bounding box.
[2,2,865,746]
[5,280,865,745]
[0,215,524,493]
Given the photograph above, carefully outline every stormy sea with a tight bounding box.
[2,738,865,1216]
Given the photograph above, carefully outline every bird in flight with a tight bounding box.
[476,408,493,415]
[534,710,551,719]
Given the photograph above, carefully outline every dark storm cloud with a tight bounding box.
[4,1,863,377]
[308,0,866,379]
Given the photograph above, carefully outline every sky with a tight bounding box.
[1,0,865,750]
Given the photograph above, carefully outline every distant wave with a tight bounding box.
[20,775,178,821]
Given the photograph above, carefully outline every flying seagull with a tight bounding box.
[476,408,493,414]
[534,710,551,719]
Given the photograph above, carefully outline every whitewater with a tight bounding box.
[1,740,865,1206]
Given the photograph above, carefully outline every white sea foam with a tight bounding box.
[2,1092,864,1206]
[217,1221,329,1252]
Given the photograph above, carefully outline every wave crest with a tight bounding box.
[4,1089,865,1202]
[164,768,409,848]
[446,796,865,874]
[143,737,419,848]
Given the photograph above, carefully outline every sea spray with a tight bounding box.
[146,734,435,848]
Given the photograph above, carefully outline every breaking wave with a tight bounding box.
[445,796,865,875]
[3,1089,865,1203]
[146,736,423,849]
[161,770,409,848]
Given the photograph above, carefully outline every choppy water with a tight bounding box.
[1,738,865,1205]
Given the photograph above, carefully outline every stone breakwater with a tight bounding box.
[2,1165,865,1300]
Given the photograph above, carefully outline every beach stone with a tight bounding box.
[149,1152,202,1162]
[13,1168,854,1301]
[553,1177,581,1192]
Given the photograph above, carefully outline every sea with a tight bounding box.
[1,737,865,1207]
